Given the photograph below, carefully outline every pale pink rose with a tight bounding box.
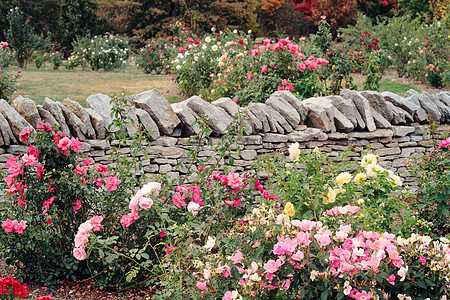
[120,212,139,228]
[73,247,87,260]
[139,182,161,196]
[22,154,37,167]
[172,191,187,208]
[90,216,104,231]
[292,250,304,261]
[105,176,122,191]
[227,173,243,189]
[196,281,207,291]
[74,233,89,248]
[314,234,332,246]
[14,220,28,234]
[139,197,154,210]
[230,250,243,264]
[78,221,93,235]
[264,259,282,273]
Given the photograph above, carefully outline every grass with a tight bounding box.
[10,62,426,107]
[352,73,421,95]
[10,62,181,107]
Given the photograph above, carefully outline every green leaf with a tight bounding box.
[231,266,239,280]
[321,290,328,300]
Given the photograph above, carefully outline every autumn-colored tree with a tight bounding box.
[92,0,140,34]
[258,0,315,37]
[357,0,398,19]
[292,0,358,34]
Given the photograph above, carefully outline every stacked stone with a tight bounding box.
[0,88,448,184]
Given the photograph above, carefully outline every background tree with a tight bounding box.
[56,0,104,54]
[357,0,398,19]
[258,0,315,38]
[92,0,140,35]
[292,0,358,35]
[5,7,42,67]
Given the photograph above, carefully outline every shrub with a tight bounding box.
[0,124,129,286]
[48,51,63,70]
[409,123,450,236]
[136,36,180,74]
[68,34,129,71]
[0,42,12,69]
[172,29,328,105]
[0,69,20,101]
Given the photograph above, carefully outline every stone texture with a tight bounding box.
[241,149,257,160]
[211,98,253,135]
[416,93,441,122]
[172,100,201,136]
[348,129,393,139]
[86,93,118,133]
[85,108,106,139]
[370,107,392,129]
[185,96,232,135]
[360,90,394,122]
[57,102,86,140]
[263,133,288,143]
[62,99,96,139]
[392,126,415,137]
[135,108,160,140]
[248,103,292,133]
[12,96,42,128]
[271,91,308,124]
[0,112,16,145]
[300,100,334,132]
[132,89,180,135]
[404,95,429,122]
[43,98,70,134]
[0,99,33,142]
[36,105,59,128]
[266,95,300,128]
[428,93,450,123]
[328,95,365,130]
[340,89,376,131]
[242,108,263,133]
[287,128,328,142]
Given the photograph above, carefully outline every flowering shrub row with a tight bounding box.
[170,29,328,105]
[66,34,129,71]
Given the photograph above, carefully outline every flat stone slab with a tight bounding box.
[43,97,71,134]
[132,89,180,135]
[0,99,33,142]
[86,93,119,133]
[12,96,42,128]
[287,128,328,142]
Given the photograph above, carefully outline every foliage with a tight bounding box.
[57,0,104,55]
[68,34,129,71]
[136,36,180,74]
[292,0,358,35]
[0,124,128,286]
[357,0,398,19]
[312,18,357,94]
[48,51,63,70]
[0,42,19,101]
[5,7,42,68]
[409,123,450,236]
[172,29,328,105]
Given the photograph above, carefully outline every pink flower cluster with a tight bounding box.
[326,205,361,216]
[73,216,104,260]
[120,182,161,227]
[439,137,450,149]
[1,219,28,234]
[172,184,203,208]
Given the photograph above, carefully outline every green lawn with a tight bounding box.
[10,63,423,108]
[10,63,181,107]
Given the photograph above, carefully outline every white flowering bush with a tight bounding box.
[67,34,129,71]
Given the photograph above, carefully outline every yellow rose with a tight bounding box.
[334,172,352,186]
[357,198,365,205]
[283,202,295,217]
[323,187,337,204]
[366,162,385,177]
[361,154,377,168]
[354,172,367,183]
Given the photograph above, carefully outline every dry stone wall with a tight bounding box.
[0,89,449,184]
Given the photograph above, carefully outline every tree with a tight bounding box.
[57,0,104,54]
[357,0,398,19]
[5,7,42,67]
[292,0,358,34]
[91,0,140,35]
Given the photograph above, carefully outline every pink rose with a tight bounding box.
[73,248,87,260]
[138,197,154,210]
[196,282,207,291]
